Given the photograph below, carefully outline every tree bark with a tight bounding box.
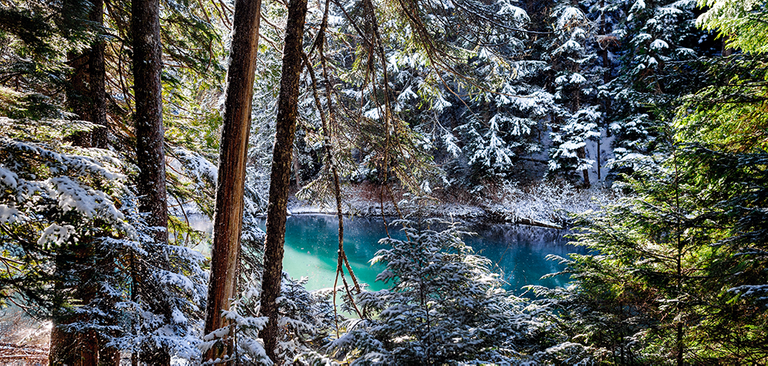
[49,319,100,366]
[578,146,590,188]
[49,243,99,366]
[50,1,112,364]
[132,0,170,364]
[89,0,108,149]
[260,0,308,361]
[203,0,261,361]
[132,0,168,241]
[66,0,108,148]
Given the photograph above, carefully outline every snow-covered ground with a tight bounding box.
[0,306,50,365]
[0,306,50,347]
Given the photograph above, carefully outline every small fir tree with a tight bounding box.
[328,219,535,365]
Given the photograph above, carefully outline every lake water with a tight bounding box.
[261,215,583,294]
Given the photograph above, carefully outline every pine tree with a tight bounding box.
[674,0,768,156]
[536,138,768,364]
[131,0,174,363]
[1,1,220,363]
[0,118,130,366]
[0,115,207,365]
[606,0,714,176]
[535,6,768,361]
[327,219,534,365]
[545,2,602,186]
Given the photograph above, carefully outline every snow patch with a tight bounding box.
[569,73,587,84]
[497,2,529,22]
[38,223,75,247]
[557,7,586,30]
[49,176,124,221]
[0,204,25,225]
[364,108,382,120]
[650,39,669,51]
[0,165,18,188]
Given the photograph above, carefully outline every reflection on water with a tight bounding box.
[463,223,582,293]
[261,215,584,294]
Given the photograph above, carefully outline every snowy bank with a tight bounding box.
[287,181,620,229]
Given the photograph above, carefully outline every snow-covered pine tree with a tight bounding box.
[109,196,208,364]
[0,115,207,364]
[0,116,131,363]
[394,0,553,187]
[452,63,556,184]
[606,0,714,176]
[327,219,535,365]
[287,0,560,196]
[545,2,603,187]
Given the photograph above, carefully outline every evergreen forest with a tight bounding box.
[0,0,766,364]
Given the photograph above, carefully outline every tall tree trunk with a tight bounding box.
[132,0,170,364]
[132,0,167,241]
[260,0,308,362]
[66,0,108,148]
[203,0,261,361]
[89,0,108,149]
[51,1,111,364]
[87,3,121,363]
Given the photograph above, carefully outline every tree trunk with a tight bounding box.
[597,0,611,181]
[132,0,170,364]
[49,247,99,366]
[49,325,99,366]
[98,344,120,366]
[293,149,302,188]
[89,3,120,361]
[132,0,167,241]
[203,0,261,361]
[89,0,108,149]
[578,146,590,188]
[260,0,308,361]
[50,1,111,364]
[722,35,733,56]
[66,0,108,148]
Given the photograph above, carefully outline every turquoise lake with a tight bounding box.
[262,215,583,293]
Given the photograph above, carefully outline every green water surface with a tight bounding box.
[265,215,582,293]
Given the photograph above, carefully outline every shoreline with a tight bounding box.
[255,181,621,231]
[283,206,565,230]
